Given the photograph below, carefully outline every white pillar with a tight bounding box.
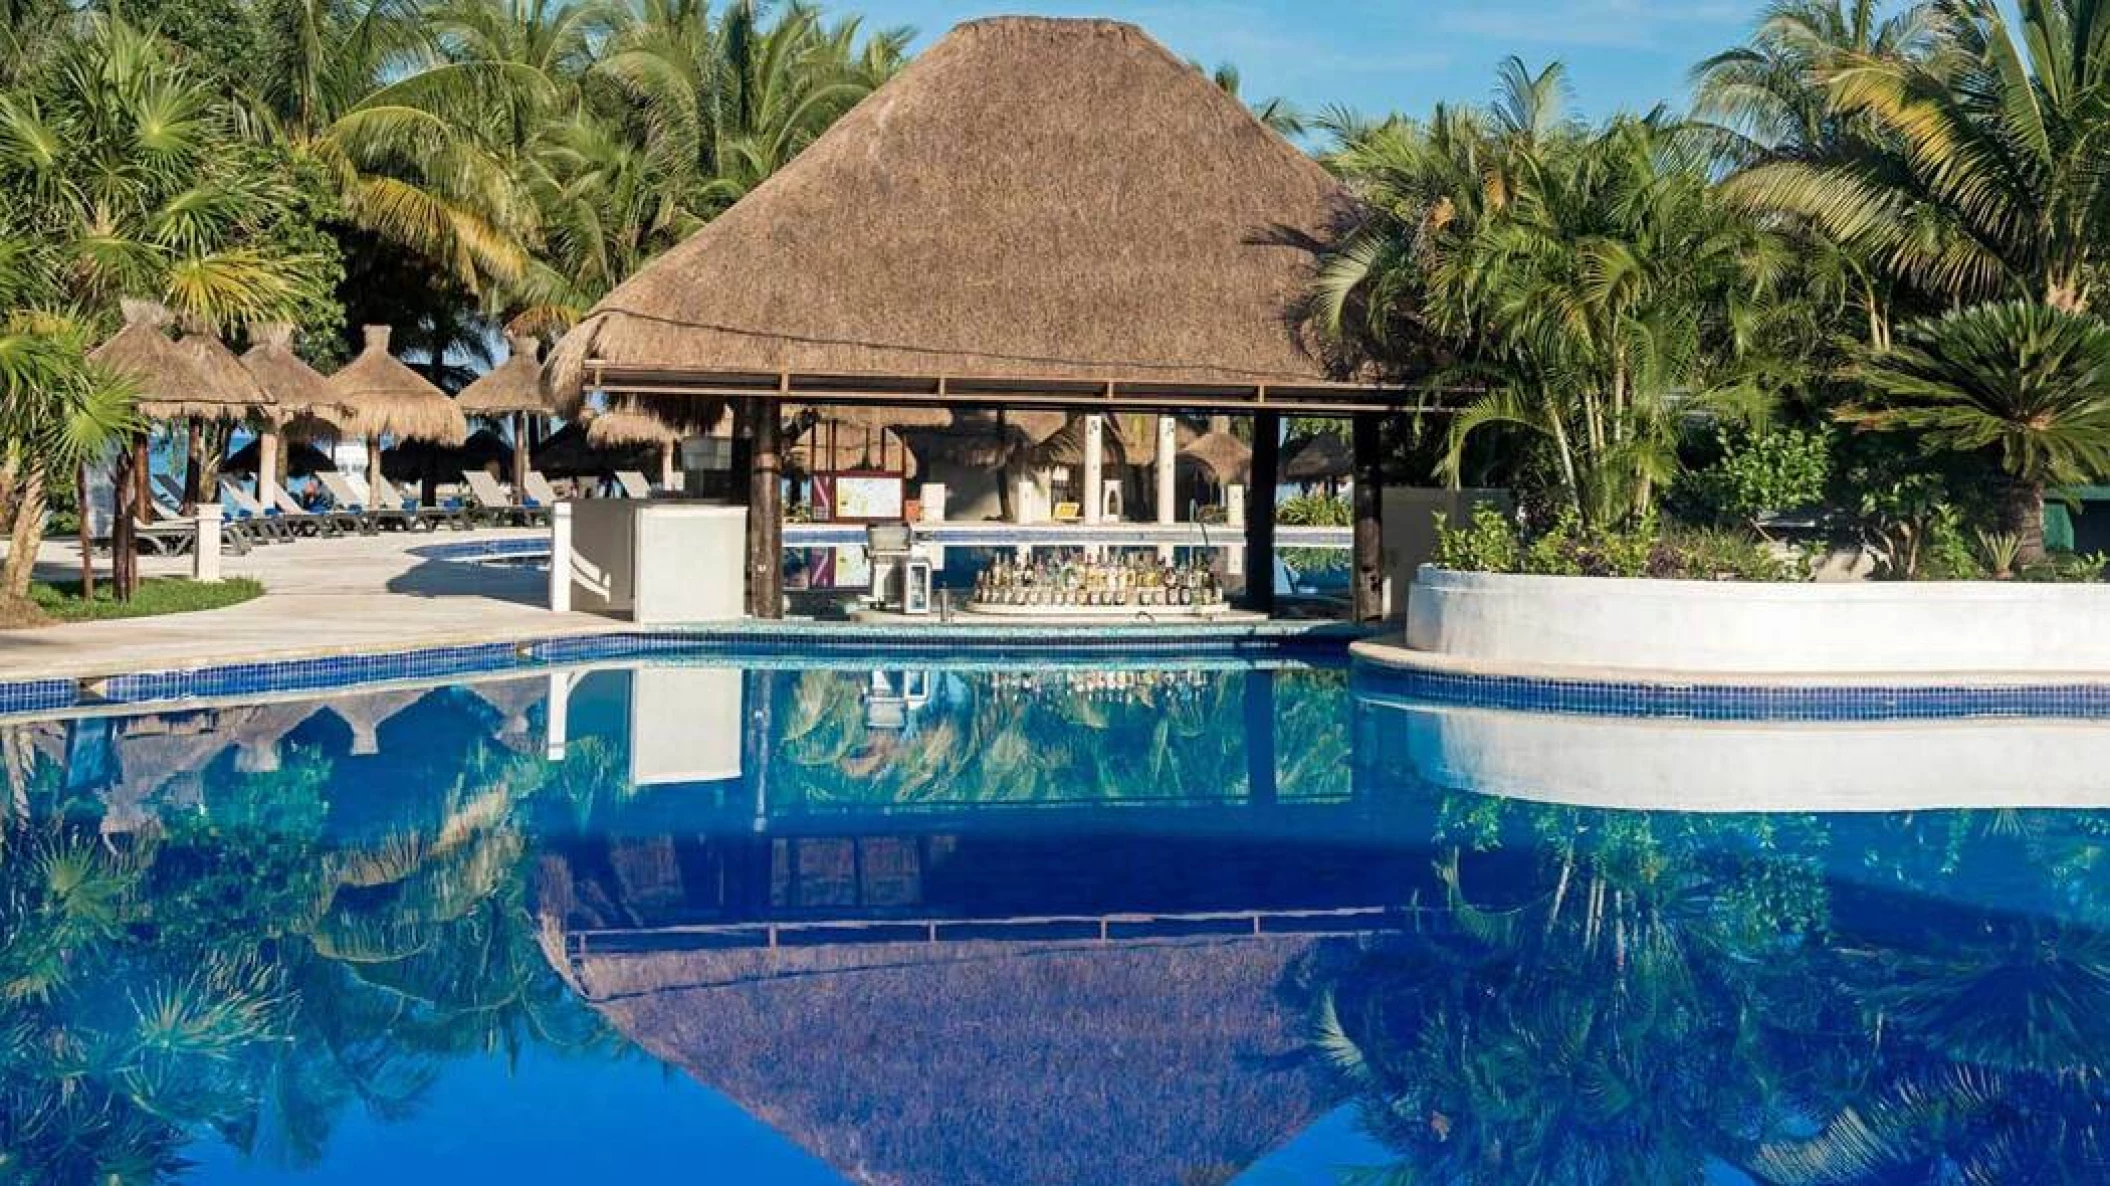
[1155,415,1177,524]
[1082,415,1105,525]
[661,442,677,493]
[548,500,573,613]
[192,504,222,583]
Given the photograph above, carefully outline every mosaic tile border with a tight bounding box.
[1352,660,2110,722]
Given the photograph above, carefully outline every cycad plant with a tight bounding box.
[1845,301,2110,563]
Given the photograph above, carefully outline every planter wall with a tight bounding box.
[1404,565,2110,676]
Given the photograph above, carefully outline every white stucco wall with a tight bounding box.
[1404,565,2110,675]
[1377,700,2110,812]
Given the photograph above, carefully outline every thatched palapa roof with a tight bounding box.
[1031,416,1132,468]
[533,421,659,479]
[383,429,513,482]
[563,935,1335,1186]
[547,17,1348,401]
[241,323,351,435]
[457,335,556,416]
[326,326,469,445]
[92,300,276,422]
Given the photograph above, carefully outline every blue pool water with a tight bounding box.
[6,652,2109,1184]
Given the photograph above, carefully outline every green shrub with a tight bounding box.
[1680,428,1833,526]
[1280,494,1352,526]
[1434,505,1800,581]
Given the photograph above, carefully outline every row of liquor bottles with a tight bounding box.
[971,555,1225,607]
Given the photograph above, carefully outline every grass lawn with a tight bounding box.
[24,577,265,624]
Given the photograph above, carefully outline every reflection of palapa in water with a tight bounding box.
[562,934,1334,1186]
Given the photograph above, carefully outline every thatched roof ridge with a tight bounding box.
[91,300,273,421]
[241,323,350,432]
[326,326,469,445]
[547,17,1349,400]
[1180,430,1253,485]
[457,335,556,415]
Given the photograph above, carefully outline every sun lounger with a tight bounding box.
[317,472,417,532]
[522,471,563,510]
[254,479,358,537]
[614,470,655,500]
[149,478,262,551]
[463,470,549,527]
[373,475,472,531]
[218,480,297,542]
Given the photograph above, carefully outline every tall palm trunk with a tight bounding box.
[75,462,94,601]
[1,464,45,600]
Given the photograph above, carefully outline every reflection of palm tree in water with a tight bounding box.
[1299,807,2110,1185]
[770,667,1348,808]
[0,735,616,1179]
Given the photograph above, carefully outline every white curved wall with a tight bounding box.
[1381,700,2110,813]
[1404,565,2110,676]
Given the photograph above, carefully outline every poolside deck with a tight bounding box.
[2,528,622,680]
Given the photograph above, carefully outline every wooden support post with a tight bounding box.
[1244,411,1280,614]
[514,412,532,489]
[1353,412,1385,623]
[747,398,784,619]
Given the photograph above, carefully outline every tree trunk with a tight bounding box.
[2007,478,2048,566]
[1,465,45,601]
[76,462,93,601]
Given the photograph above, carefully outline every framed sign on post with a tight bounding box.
[814,471,905,524]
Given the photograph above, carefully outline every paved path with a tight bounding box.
[0,529,619,679]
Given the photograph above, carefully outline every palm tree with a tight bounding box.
[1845,301,2110,562]
[1314,62,1799,522]
[0,17,314,605]
[1721,0,2110,314]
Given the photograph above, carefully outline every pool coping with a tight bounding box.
[1350,635,2110,688]
[1351,635,2110,722]
[0,619,1373,720]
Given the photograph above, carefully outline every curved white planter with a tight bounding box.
[1403,565,2110,677]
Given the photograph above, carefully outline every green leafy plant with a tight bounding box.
[1974,530,2024,580]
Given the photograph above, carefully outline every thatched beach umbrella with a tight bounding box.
[93,299,279,508]
[325,325,469,495]
[456,334,554,486]
[1031,415,1133,469]
[224,438,336,478]
[1283,431,1350,490]
[1179,429,1252,488]
[241,323,350,493]
[383,428,513,485]
[588,407,685,489]
[534,421,658,481]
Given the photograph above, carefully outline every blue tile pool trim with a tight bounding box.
[3,621,1365,719]
[1352,660,2110,722]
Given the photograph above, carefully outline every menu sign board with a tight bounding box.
[815,472,905,523]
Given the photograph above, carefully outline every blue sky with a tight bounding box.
[848,0,1764,120]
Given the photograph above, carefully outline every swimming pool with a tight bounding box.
[7,650,2108,1184]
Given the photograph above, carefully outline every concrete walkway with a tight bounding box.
[0,529,620,680]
